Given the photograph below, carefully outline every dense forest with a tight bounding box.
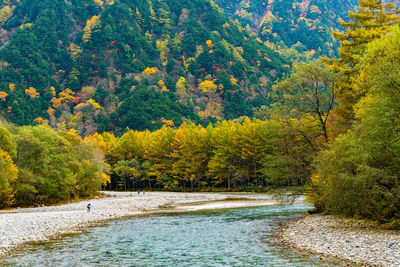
[213,0,359,57]
[1,0,400,227]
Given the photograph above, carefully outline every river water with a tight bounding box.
[2,203,339,266]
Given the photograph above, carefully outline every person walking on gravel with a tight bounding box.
[87,203,91,213]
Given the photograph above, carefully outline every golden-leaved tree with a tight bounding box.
[83,15,101,43]
[0,150,18,208]
[0,126,18,208]
[169,123,209,188]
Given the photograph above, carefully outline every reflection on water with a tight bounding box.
[2,204,340,266]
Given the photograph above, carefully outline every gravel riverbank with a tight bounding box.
[280,214,400,266]
[0,191,277,255]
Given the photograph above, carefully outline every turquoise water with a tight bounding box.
[2,204,339,266]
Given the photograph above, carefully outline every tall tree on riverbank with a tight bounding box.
[325,0,400,135]
[311,25,400,227]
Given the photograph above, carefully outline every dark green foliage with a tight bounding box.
[113,87,200,132]
[223,90,253,119]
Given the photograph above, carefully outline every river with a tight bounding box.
[1,203,339,266]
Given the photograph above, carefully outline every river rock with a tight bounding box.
[280,214,400,266]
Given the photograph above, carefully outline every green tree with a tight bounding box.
[326,0,400,134]
[114,159,141,190]
[12,125,107,205]
[273,59,337,142]
[311,25,400,226]
[207,121,235,188]
[0,125,17,158]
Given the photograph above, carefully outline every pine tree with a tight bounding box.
[326,0,400,134]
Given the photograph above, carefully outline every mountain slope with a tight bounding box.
[0,0,288,134]
[213,0,360,57]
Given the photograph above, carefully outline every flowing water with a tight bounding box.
[1,203,340,266]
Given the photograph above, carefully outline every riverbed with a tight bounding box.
[1,204,339,266]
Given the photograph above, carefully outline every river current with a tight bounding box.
[2,203,339,266]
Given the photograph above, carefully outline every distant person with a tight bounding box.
[138,190,140,195]
[87,203,91,213]
[143,190,145,196]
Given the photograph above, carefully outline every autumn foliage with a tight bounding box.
[87,117,316,191]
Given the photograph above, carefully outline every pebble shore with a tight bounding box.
[280,214,400,266]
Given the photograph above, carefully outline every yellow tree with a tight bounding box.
[169,123,209,188]
[85,132,116,156]
[25,87,40,98]
[206,39,214,49]
[83,15,101,43]
[157,80,169,92]
[142,67,158,76]
[51,88,75,109]
[0,124,17,207]
[85,132,117,167]
[0,91,7,101]
[176,76,188,93]
[144,126,176,187]
[111,130,146,164]
[68,43,82,61]
[0,6,12,26]
[94,0,104,8]
[207,121,236,188]
[199,80,217,94]
[0,149,18,208]
[156,39,170,66]
[236,118,266,186]
[176,76,189,101]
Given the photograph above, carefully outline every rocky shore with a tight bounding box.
[280,214,400,266]
[0,191,277,255]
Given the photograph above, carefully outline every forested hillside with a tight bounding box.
[213,0,359,57]
[0,0,288,134]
